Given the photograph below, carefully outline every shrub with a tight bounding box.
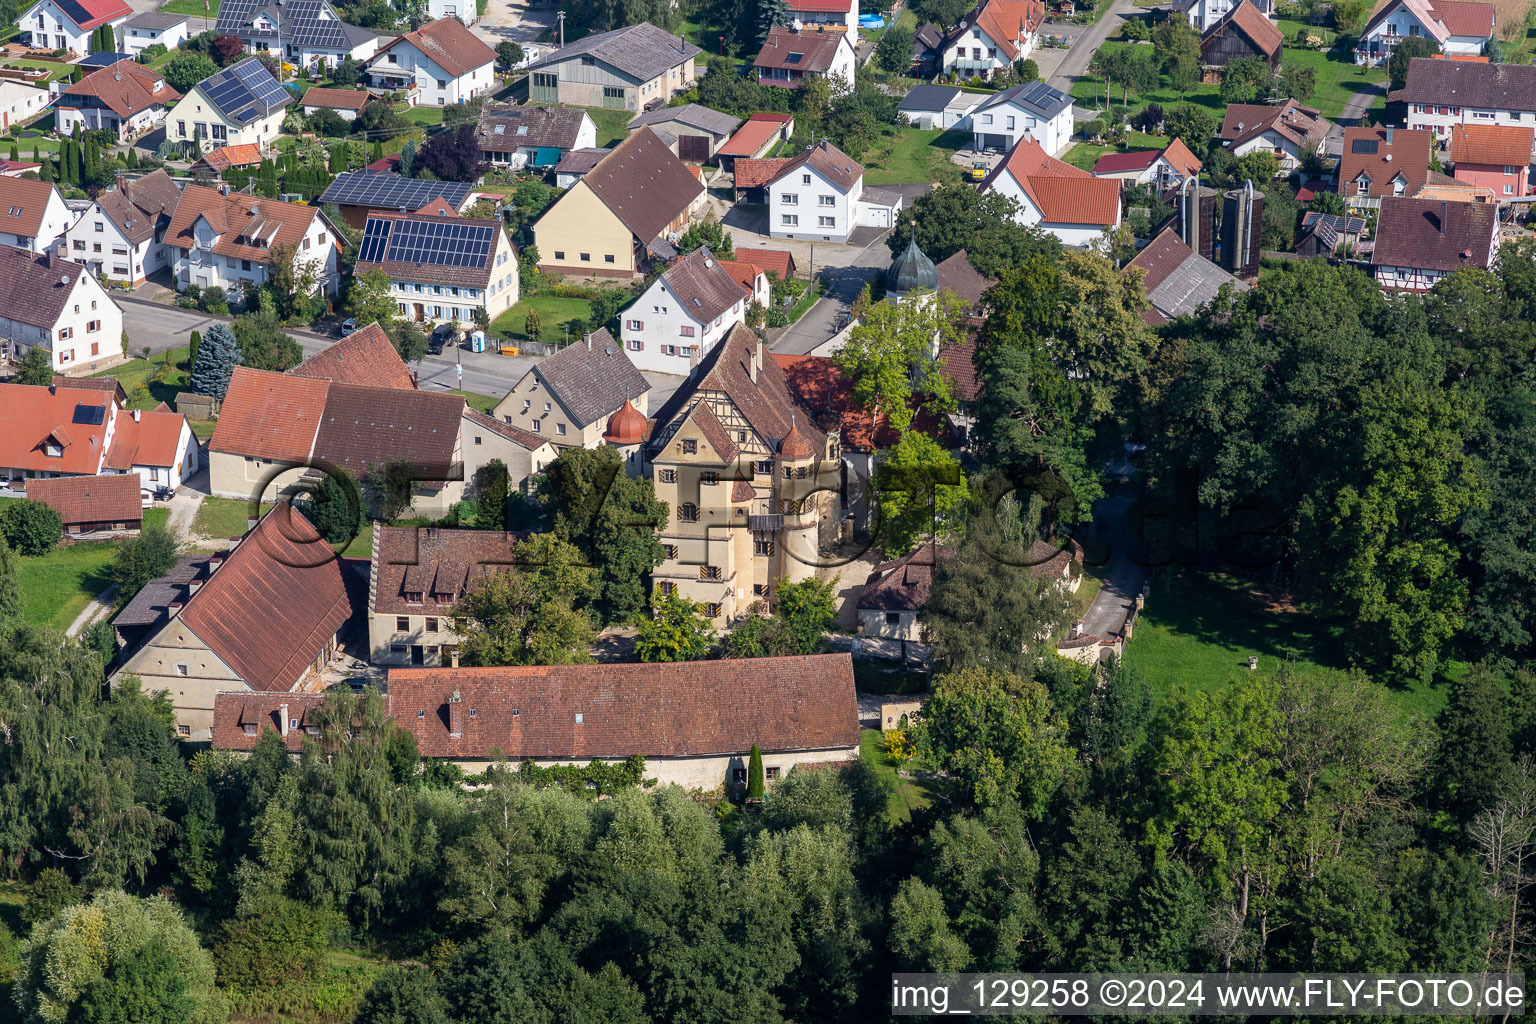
[0,500,61,555]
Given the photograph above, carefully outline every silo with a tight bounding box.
[1220,181,1264,278]
[1177,179,1219,262]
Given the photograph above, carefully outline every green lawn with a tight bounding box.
[490,295,595,341]
[340,523,372,559]
[1123,570,1447,719]
[400,105,445,126]
[860,729,946,823]
[91,346,192,411]
[443,388,500,414]
[157,0,221,17]
[1070,43,1225,117]
[17,539,119,631]
[193,496,272,543]
[1061,130,1167,170]
[1276,19,1390,120]
[861,127,967,186]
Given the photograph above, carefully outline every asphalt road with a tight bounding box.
[1046,0,1139,93]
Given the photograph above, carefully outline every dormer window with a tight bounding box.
[404,591,423,604]
[43,443,61,458]
[433,591,455,603]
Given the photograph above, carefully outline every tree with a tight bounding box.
[722,577,837,658]
[346,268,399,330]
[307,107,349,138]
[417,124,486,182]
[332,56,362,86]
[1152,17,1202,92]
[396,138,417,178]
[353,101,411,143]
[874,430,969,557]
[1389,35,1439,89]
[213,895,337,990]
[231,302,303,371]
[1436,664,1514,820]
[16,890,223,1024]
[635,590,716,662]
[356,968,451,1024]
[1310,188,1349,215]
[162,51,219,94]
[524,306,542,342]
[301,473,363,545]
[454,534,598,666]
[385,320,429,364]
[14,345,53,386]
[1279,63,1317,101]
[210,34,245,66]
[887,184,1061,277]
[833,292,967,432]
[746,743,765,801]
[1016,58,1039,82]
[0,536,19,631]
[1234,148,1280,184]
[1,501,62,556]
[1220,55,1273,104]
[495,40,525,70]
[875,26,914,72]
[675,219,735,260]
[909,0,971,27]
[110,524,180,601]
[189,322,240,398]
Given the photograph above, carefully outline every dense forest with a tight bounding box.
[7,250,1536,1021]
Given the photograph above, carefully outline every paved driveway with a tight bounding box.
[1047,0,1139,92]
[472,0,558,44]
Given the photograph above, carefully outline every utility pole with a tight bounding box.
[557,10,565,47]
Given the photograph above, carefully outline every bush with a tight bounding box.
[214,895,339,989]
[1,500,62,555]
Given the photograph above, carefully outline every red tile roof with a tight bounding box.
[581,127,704,246]
[292,323,416,391]
[858,541,942,611]
[0,383,114,475]
[1372,195,1498,274]
[371,524,521,615]
[1337,125,1433,198]
[717,258,767,296]
[1204,0,1283,60]
[719,114,792,158]
[102,408,187,471]
[465,408,548,451]
[188,144,263,176]
[748,248,797,279]
[787,0,852,9]
[766,139,864,192]
[1092,149,1160,174]
[208,367,328,462]
[983,137,1120,225]
[934,250,996,309]
[755,25,850,74]
[62,60,178,119]
[770,353,956,452]
[301,87,371,111]
[1451,122,1534,166]
[969,0,1047,60]
[1434,0,1497,36]
[179,505,359,692]
[27,473,141,527]
[659,246,750,325]
[376,17,496,79]
[52,374,126,403]
[56,0,132,31]
[0,177,60,240]
[1161,137,1203,178]
[165,185,325,266]
[735,156,795,189]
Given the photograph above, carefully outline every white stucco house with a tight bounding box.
[939,0,1046,77]
[961,80,1076,156]
[766,140,903,242]
[213,0,379,72]
[367,18,497,108]
[0,177,72,254]
[164,185,343,301]
[785,0,859,30]
[620,246,749,373]
[425,0,477,24]
[165,57,293,154]
[118,11,189,55]
[1398,58,1536,141]
[0,243,123,374]
[64,170,182,287]
[0,82,51,132]
[1218,100,1332,171]
[54,59,179,142]
[1355,0,1494,65]
[1180,0,1270,32]
[979,137,1122,247]
[353,210,520,327]
[20,0,131,55]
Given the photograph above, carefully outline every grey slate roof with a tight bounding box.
[532,328,650,428]
[899,83,963,113]
[974,80,1073,119]
[554,147,611,175]
[123,11,188,29]
[629,103,741,138]
[1391,56,1536,112]
[1125,227,1247,321]
[524,22,701,83]
[478,103,590,153]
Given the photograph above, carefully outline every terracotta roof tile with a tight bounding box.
[749,249,796,279]
[27,473,141,526]
[1432,0,1496,36]
[311,382,463,479]
[292,322,416,390]
[301,86,371,111]
[660,246,749,325]
[770,353,956,452]
[189,144,264,175]
[165,185,324,266]
[52,0,131,31]
[1338,126,1433,198]
[679,398,739,462]
[1092,149,1160,174]
[179,504,359,692]
[1219,100,1330,151]
[376,17,495,79]
[1451,122,1534,166]
[103,408,187,471]
[719,117,787,159]
[0,382,113,475]
[0,178,60,240]
[62,59,178,119]
[934,250,996,309]
[734,156,795,189]
[970,0,1047,61]
[371,523,521,615]
[209,366,328,461]
[766,139,863,192]
[1372,195,1498,274]
[755,25,850,73]
[1204,0,1283,59]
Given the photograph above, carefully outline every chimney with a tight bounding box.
[584,331,592,351]
[1385,126,1394,145]
[752,337,763,384]
[168,601,182,617]
[448,689,463,737]
[247,517,259,531]
[279,703,289,737]
[1440,200,1447,232]
[188,579,203,594]
[209,555,224,572]
[132,409,141,422]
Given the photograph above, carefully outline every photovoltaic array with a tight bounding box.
[203,58,291,124]
[318,172,474,212]
[357,217,496,268]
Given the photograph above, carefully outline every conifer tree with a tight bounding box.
[189,322,240,399]
[746,744,765,803]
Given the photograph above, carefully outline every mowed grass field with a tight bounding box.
[862,128,967,186]
[1123,570,1449,720]
[7,506,170,631]
[490,295,595,341]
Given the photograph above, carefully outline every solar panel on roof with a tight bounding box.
[1352,139,1379,154]
[72,403,105,425]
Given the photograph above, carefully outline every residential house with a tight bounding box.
[620,246,750,373]
[425,0,476,23]
[165,56,294,153]
[913,21,946,75]
[77,50,137,70]
[718,258,773,309]
[1451,122,1533,196]
[1336,125,1433,209]
[749,248,798,281]
[186,143,264,179]
[1372,194,1499,290]
[1219,100,1331,171]
[460,408,556,492]
[961,80,1076,156]
[1181,0,1270,32]
[1090,136,1203,188]
[939,0,1047,77]
[755,25,857,89]
[0,246,122,374]
[1200,0,1283,69]
[1295,210,1367,256]
[0,177,71,254]
[786,0,860,30]
[766,139,903,242]
[211,654,861,789]
[896,84,984,130]
[20,0,131,55]
[0,82,49,132]
[1123,226,1248,325]
[63,169,181,286]
[491,327,650,451]
[317,171,473,230]
[214,0,379,72]
[1397,57,1536,140]
[644,324,840,625]
[979,137,1122,246]
[207,366,467,513]
[477,103,598,169]
[533,127,705,276]
[300,86,372,120]
[367,524,521,667]
[523,22,701,112]
[628,103,741,162]
[366,18,496,108]
[553,148,610,188]
[0,381,193,486]
[1355,0,1494,65]
[54,59,178,141]
[118,11,188,55]
[111,504,363,740]
[292,321,416,390]
[164,184,343,301]
[27,473,142,535]
[354,209,519,326]
[716,112,795,171]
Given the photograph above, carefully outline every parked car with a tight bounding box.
[152,485,175,502]
[338,318,358,337]
[429,323,459,354]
